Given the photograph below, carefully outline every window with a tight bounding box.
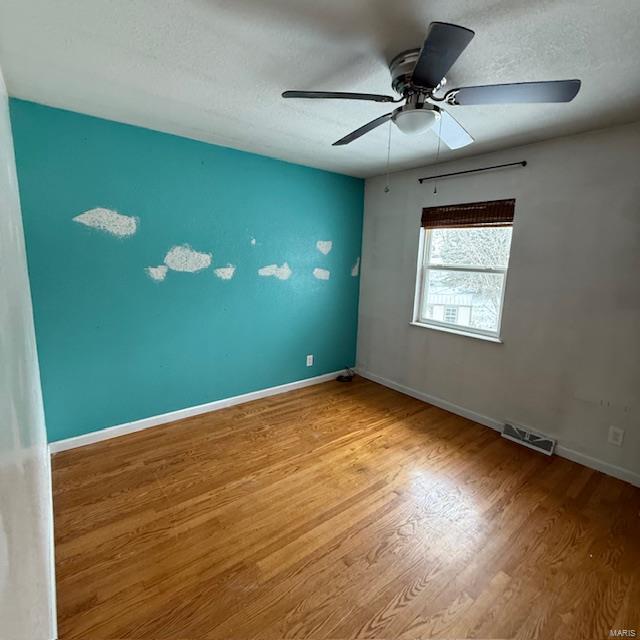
[443,306,458,323]
[413,199,514,339]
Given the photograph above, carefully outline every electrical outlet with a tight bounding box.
[306,354,314,367]
[608,425,624,447]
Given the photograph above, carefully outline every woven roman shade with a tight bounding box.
[421,198,515,229]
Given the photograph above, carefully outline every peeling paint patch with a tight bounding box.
[73,208,138,237]
[316,240,332,255]
[146,265,168,282]
[351,257,360,277]
[258,262,292,280]
[214,264,236,280]
[250,237,256,246]
[313,268,330,280]
[164,245,211,272]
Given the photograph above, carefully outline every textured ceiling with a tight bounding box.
[1,0,639,177]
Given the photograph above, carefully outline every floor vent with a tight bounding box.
[502,423,556,456]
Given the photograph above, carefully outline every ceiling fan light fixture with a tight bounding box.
[393,107,441,135]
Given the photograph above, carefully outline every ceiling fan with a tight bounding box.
[282,22,581,149]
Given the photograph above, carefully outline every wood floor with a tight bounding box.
[52,377,640,639]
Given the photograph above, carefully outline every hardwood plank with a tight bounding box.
[52,377,640,639]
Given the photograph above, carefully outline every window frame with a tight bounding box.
[412,226,510,341]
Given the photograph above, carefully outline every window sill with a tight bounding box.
[409,321,503,343]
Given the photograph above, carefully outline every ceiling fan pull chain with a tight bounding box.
[384,119,392,193]
[433,114,443,195]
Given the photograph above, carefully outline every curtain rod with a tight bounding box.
[418,160,527,184]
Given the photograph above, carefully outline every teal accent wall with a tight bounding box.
[10,99,364,442]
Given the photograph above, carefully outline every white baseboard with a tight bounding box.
[356,368,640,488]
[552,444,640,488]
[356,368,503,431]
[49,370,342,454]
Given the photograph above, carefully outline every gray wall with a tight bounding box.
[0,67,56,638]
[357,121,640,485]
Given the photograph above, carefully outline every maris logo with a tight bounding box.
[609,631,637,638]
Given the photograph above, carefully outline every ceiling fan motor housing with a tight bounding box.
[389,48,445,95]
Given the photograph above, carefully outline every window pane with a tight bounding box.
[428,227,512,268]
[443,306,458,323]
[421,269,505,334]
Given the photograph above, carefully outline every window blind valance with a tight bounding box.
[421,198,515,229]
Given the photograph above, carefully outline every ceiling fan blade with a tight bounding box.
[333,112,394,146]
[435,110,474,149]
[282,91,396,103]
[411,22,475,89]
[445,79,581,105]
